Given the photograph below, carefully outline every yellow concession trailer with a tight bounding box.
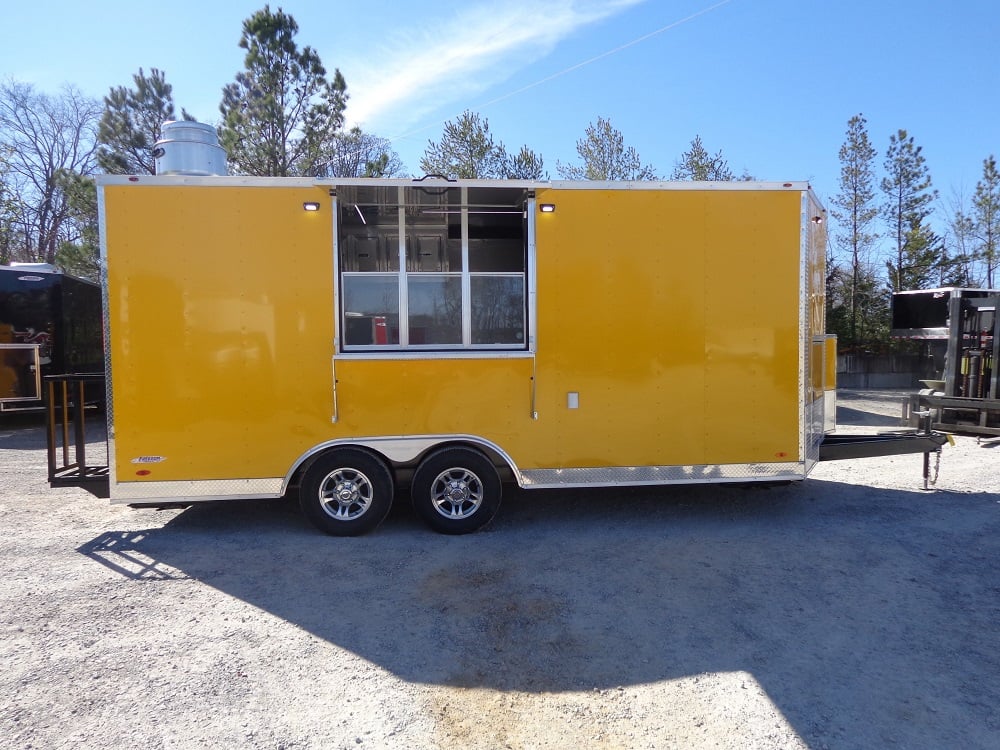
[97,176,831,535]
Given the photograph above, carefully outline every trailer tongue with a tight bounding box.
[819,431,950,490]
[818,432,949,462]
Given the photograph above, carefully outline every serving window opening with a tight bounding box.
[337,185,529,351]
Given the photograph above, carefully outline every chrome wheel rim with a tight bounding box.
[318,468,373,521]
[429,467,483,520]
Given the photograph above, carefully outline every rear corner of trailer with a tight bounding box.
[803,187,829,476]
[702,183,825,482]
[98,177,336,503]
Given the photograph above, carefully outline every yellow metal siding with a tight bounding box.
[333,357,534,441]
[825,335,838,390]
[531,188,803,467]
[105,185,335,481]
[104,182,811,486]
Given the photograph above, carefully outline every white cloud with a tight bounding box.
[342,0,646,138]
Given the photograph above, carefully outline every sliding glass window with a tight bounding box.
[338,185,528,351]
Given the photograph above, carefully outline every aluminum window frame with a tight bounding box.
[336,185,531,353]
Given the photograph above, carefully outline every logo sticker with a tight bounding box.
[131,456,167,464]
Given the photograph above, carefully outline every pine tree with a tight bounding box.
[943,194,977,286]
[218,5,347,176]
[503,145,545,179]
[830,115,882,345]
[881,129,939,292]
[419,111,509,179]
[54,170,100,281]
[671,135,747,181]
[316,127,404,178]
[556,117,656,181]
[894,219,941,290]
[98,68,189,175]
[972,155,1000,287]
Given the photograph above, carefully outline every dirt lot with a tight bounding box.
[1,390,998,750]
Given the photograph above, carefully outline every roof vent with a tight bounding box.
[153,121,229,176]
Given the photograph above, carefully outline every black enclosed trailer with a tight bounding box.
[0,264,103,412]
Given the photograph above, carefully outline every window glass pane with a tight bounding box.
[342,275,399,345]
[408,276,462,345]
[406,201,457,271]
[468,238,524,272]
[408,231,448,271]
[471,276,525,345]
[340,203,400,272]
[468,212,524,272]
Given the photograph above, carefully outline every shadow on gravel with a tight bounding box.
[0,413,49,450]
[77,480,1000,749]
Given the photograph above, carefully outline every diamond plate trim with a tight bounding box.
[110,478,284,504]
[519,462,806,488]
[98,187,119,487]
[805,396,824,472]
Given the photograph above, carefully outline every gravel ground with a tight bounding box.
[1,389,998,750]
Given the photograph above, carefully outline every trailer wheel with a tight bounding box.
[411,447,502,534]
[299,448,394,536]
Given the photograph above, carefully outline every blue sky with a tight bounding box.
[2,0,998,248]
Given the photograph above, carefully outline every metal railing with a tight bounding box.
[45,374,108,486]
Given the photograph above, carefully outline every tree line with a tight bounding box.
[2,5,994,358]
[0,6,746,281]
[828,114,999,350]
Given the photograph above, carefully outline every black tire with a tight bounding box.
[410,446,502,534]
[299,448,394,536]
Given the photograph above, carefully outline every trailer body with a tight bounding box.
[0,264,103,411]
[97,176,829,532]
